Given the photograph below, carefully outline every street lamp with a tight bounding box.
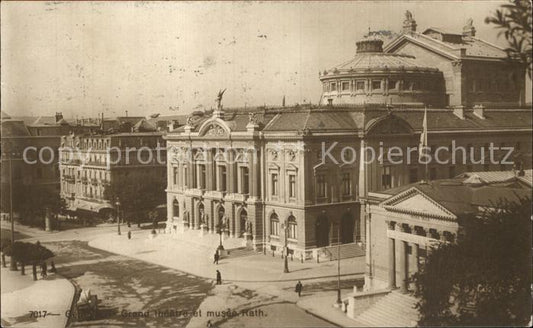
[216,212,224,251]
[335,219,342,306]
[282,219,289,273]
[115,198,121,235]
[2,141,17,271]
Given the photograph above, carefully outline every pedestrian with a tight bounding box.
[41,261,48,278]
[128,230,132,239]
[50,260,56,273]
[295,280,303,297]
[213,251,219,264]
[216,270,222,285]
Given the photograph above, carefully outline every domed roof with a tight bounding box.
[321,39,438,77]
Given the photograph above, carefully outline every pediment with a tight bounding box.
[381,187,456,220]
[197,118,230,137]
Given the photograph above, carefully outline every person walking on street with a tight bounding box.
[213,251,219,264]
[295,280,303,297]
[50,261,56,273]
[216,270,222,285]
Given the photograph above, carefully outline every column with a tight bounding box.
[398,224,408,294]
[387,221,396,289]
[251,151,259,198]
[358,139,367,245]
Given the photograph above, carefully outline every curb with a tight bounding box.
[62,275,82,328]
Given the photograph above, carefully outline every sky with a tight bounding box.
[1,0,530,119]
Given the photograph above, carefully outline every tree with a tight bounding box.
[413,198,531,326]
[486,0,532,78]
[104,178,165,227]
[14,187,66,229]
[4,241,54,280]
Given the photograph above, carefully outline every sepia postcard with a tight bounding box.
[1,1,532,327]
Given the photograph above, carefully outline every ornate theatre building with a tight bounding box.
[165,12,531,259]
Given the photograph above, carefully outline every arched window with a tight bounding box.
[270,213,279,236]
[288,215,297,239]
[173,199,179,218]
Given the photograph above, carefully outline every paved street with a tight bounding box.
[46,240,214,327]
[2,224,361,327]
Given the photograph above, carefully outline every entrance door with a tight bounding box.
[315,215,330,247]
[240,210,247,236]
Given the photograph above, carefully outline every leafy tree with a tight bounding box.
[414,198,531,326]
[3,241,54,279]
[12,186,66,229]
[486,0,532,78]
[104,177,165,227]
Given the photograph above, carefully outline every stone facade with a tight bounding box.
[59,133,166,217]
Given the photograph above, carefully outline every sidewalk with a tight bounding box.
[1,267,74,328]
[88,229,366,283]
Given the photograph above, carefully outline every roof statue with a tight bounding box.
[216,89,226,110]
[463,18,476,37]
[405,10,413,22]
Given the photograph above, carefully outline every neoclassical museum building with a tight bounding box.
[165,12,531,258]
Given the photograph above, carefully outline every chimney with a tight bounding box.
[462,18,476,38]
[55,112,63,123]
[453,106,465,120]
[402,10,417,33]
[473,104,485,119]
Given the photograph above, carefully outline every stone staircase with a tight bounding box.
[356,291,419,327]
[226,246,258,258]
[320,243,365,261]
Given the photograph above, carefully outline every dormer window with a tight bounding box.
[372,80,382,90]
[356,81,365,91]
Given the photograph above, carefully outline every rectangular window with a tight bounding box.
[271,173,279,196]
[342,173,351,195]
[409,168,418,183]
[199,164,206,189]
[183,166,188,187]
[341,81,350,91]
[448,166,456,178]
[356,81,365,91]
[241,167,249,194]
[372,80,382,90]
[330,82,337,91]
[220,166,227,192]
[289,174,296,198]
[316,174,326,198]
[173,167,178,185]
[389,80,398,90]
[381,166,391,189]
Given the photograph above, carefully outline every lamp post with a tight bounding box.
[217,211,224,251]
[115,198,121,235]
[336,219,342,306]
[2,141,17,271]
[283,219,289,273]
